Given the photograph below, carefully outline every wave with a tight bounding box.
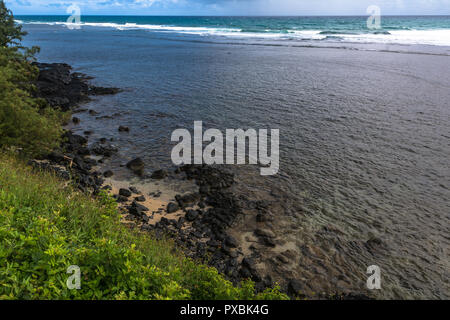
[16,20,450,46]
[319,30,359,35]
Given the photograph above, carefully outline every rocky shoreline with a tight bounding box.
[30,62,370,300]
[29,62,275,292]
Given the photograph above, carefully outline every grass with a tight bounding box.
[0,153,288,300]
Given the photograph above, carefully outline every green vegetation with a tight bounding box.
[0,2,288,300]
[0,0,64,157]
[0,154,287,299]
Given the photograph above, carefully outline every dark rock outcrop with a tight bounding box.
[33,62,120,111]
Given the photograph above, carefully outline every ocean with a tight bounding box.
[17,16,450,299]
[16,15,450,46]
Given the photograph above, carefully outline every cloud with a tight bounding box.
[5,0,450,15]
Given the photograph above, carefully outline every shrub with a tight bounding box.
[0,1,63,157]
[0,154,288,300]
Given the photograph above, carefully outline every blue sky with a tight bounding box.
[6,0,450,15]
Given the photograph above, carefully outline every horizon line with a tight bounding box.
[14,14,450,17]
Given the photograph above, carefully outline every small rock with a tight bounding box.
[206,239,220,248]
[225,235,238,248]
[151,169,167,180]
[89,86,120,95]
[176,193,200,208]
[288,279,303,296]
[90,141,118,157]
[72,116,80,124]
[118,125,129,132]
[166,202,179,213]
[131,201,149,212]
[256,213,273,222]
[103,170,114,178]
[126,158,145,175]
[241,257,255,269]
[129,186,140,194]
[119,188,132,197]
[254,228,275,238]
[66,132,87,146]
[176,217,185,228]
[186,210,199,221]
[129,202,149,216]
[261,237,276,247]
[116,195,128,203]
[240,267,252,278]
[135,195,146,202]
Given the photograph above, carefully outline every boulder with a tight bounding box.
[134,195,146,202]
[287,279,304,297]
[119,188,132,198]
[126,158,145,175]
[166,202,179,213]
[186,210,199,222]
[90,141,118,157]
[225,235,238,248]
[129,186,140,194]
[151,169,167,180]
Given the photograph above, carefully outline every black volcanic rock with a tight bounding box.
[33,62,120,111]
[186,210,199,222]
[90,141,118,157]
[287,279,304,297]
[135,195,146,202]
[126,158,145,175]
[225,235,238,248]
[166,202,179,213]
[119,188,132,198]
[151,169,167,180]
[89,86,120,95]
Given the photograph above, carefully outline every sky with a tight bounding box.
[6,0,450,16]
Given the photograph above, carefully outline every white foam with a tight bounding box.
[17,20,450,46]
[331,29,450,46]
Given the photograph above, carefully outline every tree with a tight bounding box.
[0,0,26,48]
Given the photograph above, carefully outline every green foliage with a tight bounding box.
[0,0,25,48]
[0,48,64,156]
[0,2,288,300]
[0,1,63,157]
[0,154,289,300]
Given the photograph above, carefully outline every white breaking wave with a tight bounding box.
[324,30,450,46]
[16,20,450,46]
